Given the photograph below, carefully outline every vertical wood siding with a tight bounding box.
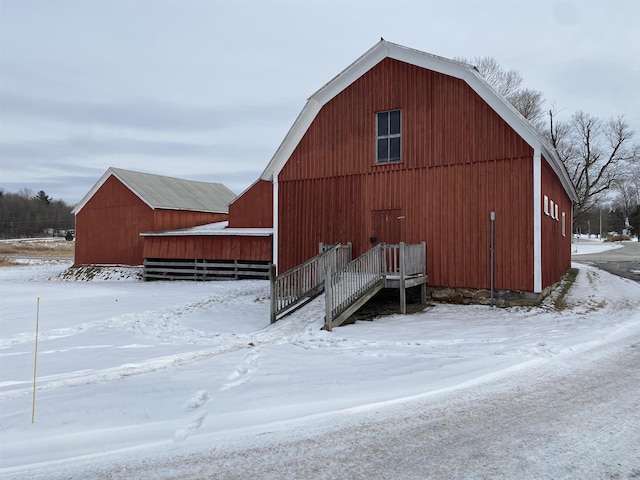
[75,176,153,266]
[229,180,273,228]
[277,58,539,291]
[143,235,272,261]
[75,175,229,266]
[540,157,573,288]
[153,210,228,232]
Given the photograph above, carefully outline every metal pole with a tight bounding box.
[490,211,495,307]
[32,297,40,423]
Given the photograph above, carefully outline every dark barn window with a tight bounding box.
[376,109,401,163]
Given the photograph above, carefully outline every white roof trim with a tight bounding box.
[259,40,577,202]
[72,167,127,214]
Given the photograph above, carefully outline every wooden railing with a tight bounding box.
[384,242,426,276]
[270,243,351,323]
[324,243,386,331]
[324,242,427,331]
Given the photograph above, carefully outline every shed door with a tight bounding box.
[371,209,403,245]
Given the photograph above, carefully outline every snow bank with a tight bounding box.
[571,236,624,255]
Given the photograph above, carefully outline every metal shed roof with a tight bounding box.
[72,167,237,214]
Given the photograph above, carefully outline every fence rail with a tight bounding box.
[270,243,351,323]
[143,258,270,281]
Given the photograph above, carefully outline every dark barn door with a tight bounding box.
[371,209,403,245]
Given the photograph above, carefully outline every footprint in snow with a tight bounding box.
[219,351,260,392]
[183,390,209,411]
[173,410,208,443]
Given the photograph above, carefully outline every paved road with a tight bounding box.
[573,241,640,282]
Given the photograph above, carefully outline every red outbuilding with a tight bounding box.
[72,167,236,266]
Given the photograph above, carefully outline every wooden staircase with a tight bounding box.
[323,242,427,331]
[270,242,427,331]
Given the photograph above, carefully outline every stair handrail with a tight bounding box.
[324,243,386,330]
[270,243,351,323]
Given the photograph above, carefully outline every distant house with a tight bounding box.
[214,40,577,298]
[72,167,236,266]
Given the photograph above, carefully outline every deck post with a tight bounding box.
[421,241,427,305]
[399,242,407,314]
[269,264,277,324]
[324,263,333,331]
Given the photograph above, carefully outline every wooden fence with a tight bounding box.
[143,258,270,281]
[270,243,352,323]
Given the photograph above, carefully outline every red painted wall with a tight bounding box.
[74,175,228,266]
[143,235,272,261]
[229,180,273,228]
[541,157,573,288]
[277,57,542,291]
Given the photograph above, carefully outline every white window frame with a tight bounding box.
[376,109,402,164]
[544,195,549,216]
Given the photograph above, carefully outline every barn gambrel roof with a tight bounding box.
[260,39,578,202]
[72,167,237,215]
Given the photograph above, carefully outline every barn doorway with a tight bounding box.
[371,209,403,245]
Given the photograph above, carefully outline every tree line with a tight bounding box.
[457,55,640,238]
[0,189,75,239]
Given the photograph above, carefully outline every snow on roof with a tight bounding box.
[140,221,273,237]
[259,39,577,202]
[72,167,237,215]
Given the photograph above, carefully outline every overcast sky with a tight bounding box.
[1,0,639,205]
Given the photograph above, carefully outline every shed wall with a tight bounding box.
[74,175,153,266]
[153,210,228,232]
[143,235,272,261]
[74,175,229,266]
[229,180,273,228]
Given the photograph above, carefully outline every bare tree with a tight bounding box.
[456,56,545,124]
[612,171,640,218]
[548,110,639,223]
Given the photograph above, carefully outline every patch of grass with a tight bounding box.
[0,239,74,267]
[553,268,579,310]
[0,256,19,267]
[58,266,101,281]
[0,239,74,259]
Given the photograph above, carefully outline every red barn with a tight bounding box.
[72,167,236,266]
[226,40,577,300]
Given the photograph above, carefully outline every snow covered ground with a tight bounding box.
[571,235,626,255]
[1,249,640,478]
